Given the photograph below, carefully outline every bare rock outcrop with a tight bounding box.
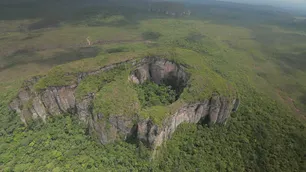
[9,56,239,149]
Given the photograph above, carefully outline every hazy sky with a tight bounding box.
[221,0,306,5]
[220,0,306,11]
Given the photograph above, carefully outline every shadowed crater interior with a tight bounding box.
[130,57,189,101]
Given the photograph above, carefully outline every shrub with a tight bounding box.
[185,32,205,42]
[105,47,128,53]
[142,31,162,40]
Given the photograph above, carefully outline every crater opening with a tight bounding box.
[130,57,189,106]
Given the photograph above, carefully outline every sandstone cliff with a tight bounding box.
[137,97,238,148]
[9,56,239,149]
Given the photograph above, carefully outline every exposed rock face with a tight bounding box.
[130,57,189,96]
[136,97,239,148]
[9,59,136,125]
[9,84,78,123]
[89,114,136,144]
[9,56,239,149]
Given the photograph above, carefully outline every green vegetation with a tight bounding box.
[89,47,235,124]
[142,31,162,40]
[134,81,177,125]
[0,0,306,171]
[0,81,153,171]
[75,65,128,100]
[34,51,143,91]
[105,46,129,53]
[93,74,140,118]
[140,106,171,125]
[78,15,128,26]
[34,66,78,91]
[135,81,176,108]
[0,116,152,171]
[155,89,306,172]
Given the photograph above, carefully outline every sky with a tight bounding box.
[220,0,306,12]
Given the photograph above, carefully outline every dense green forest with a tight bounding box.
[1,74,305,171]
[0,0,306,171]
[135,81,177,108]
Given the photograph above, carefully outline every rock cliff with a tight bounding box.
[9,56,239,149]
[137,96,238,148]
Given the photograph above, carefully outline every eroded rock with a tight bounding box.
[135,97,237,148]
[130,57,189,97]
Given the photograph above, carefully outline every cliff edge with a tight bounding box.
[9,54,239,149]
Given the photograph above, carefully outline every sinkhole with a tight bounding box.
[130,57,189,106]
